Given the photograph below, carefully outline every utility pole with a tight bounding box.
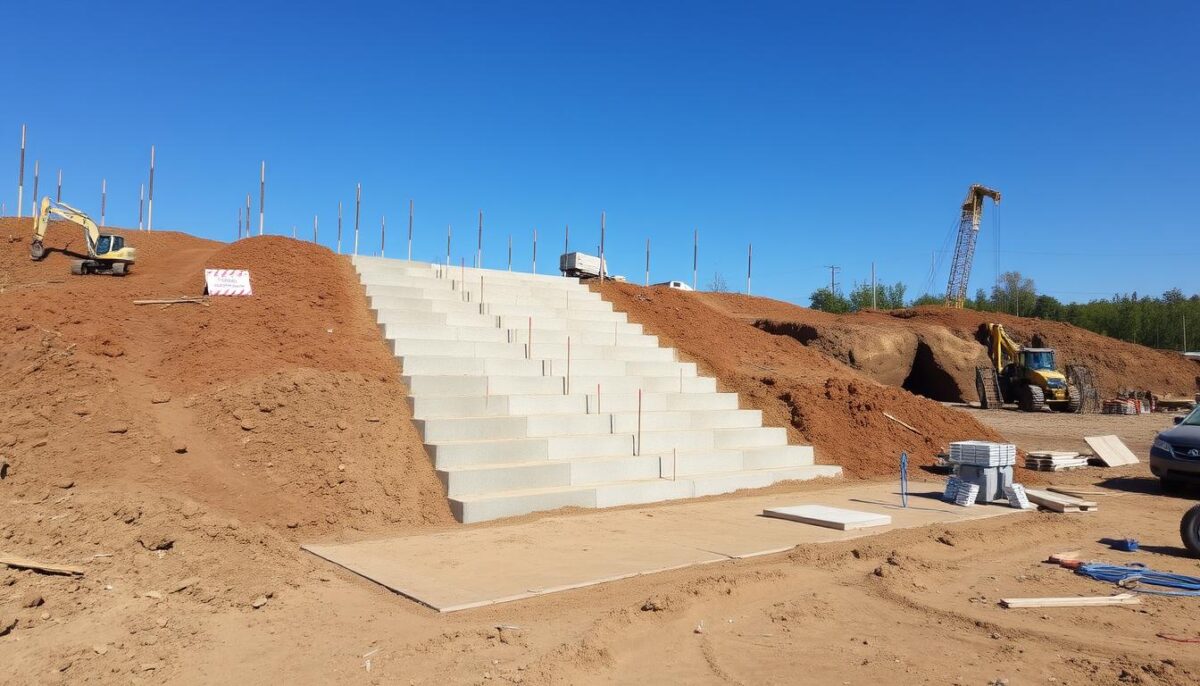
[257,160,264,235]
[599,211,606,280]
[147,145,156,232]
[747,243,752,295]
[692,229,698,291]
[353,183,361,255]
[645,238,650,286]
[825,265,840,294]
[16,124,26,219]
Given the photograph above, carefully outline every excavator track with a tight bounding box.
[975,366,1003,409]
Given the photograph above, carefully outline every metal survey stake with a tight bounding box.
[100,178,106,227]
[476,209,483,268]
[147,146,156,231]
[408,199,413,261]
[56,169,61,203]
[380,215,386,257]
[353,183,361,255]
[692,228,698,291]
[899,452,909,508]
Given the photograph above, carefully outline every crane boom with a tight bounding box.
[944,184,1001,308]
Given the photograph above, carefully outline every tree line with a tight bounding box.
[809,271,1198,352]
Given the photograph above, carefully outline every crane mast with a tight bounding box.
[944,184,1001,308]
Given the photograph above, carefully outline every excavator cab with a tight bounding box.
[1021,349,1056,371]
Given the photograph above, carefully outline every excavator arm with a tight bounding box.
[30,196,101,260]
[987,322,1022,373]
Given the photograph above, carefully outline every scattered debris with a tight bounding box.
[1000,593,1139,608]
[882,412,921,435]
[251,595,269,609]
[170,438,188,454]
[137,533,175,551]
[21,592,44,608]
[133,297,208,306]
[171,577,201,593]
[1157,633,1200,643]
[0,555,85,576]
[0,617,17,637]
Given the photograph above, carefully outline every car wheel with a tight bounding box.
[1181,504,1200,558]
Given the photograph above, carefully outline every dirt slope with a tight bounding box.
[593,283,1006,478]
[727,296,1198,403]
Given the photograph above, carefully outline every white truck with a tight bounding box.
[559,252,606,278]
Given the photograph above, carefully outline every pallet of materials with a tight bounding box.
[949,441,1017,467]
[1024,451,1090,472]
[1102,398,1150,415]
[1024,488,1098,513]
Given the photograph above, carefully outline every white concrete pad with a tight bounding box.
[762,504,892,530]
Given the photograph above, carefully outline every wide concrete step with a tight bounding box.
[363,283,603,307]
[373,306,641,334]
[356,258,585,287]
[439,445,813,497]
[380,322,660,347]
[416,408,762,442]
[363,294,620,320]
[399,354,694,379]
[402,373,716,397]
[448,464,842,523]
[408,391,739,419]
[391,338,676,362]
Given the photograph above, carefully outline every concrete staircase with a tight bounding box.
[353,256,841,523]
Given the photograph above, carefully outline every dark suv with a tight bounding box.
[1151,406,1200,491]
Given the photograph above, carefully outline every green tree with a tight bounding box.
[809,287,851,313]
[910,293,944,307]
[990,271,1037,316]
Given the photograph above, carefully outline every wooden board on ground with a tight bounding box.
[0,555,85,576]
[1001,592,1139,608]
[1048,486,1104,498]
[1025,489,1098,513]
[762,504,892,530]
[1028,451,1081,459]
[1084,435,1140,467]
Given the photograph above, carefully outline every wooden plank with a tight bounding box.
[133,297,208,305]
[882,412,922,436]
[1025,489,1098,513]
[1085,435,1140,467]
[1048,487,1104,498]
[1000,593,1139,609]
[763,505,892,531]
[0,554,85,576]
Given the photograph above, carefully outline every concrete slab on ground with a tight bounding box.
[302,481,1027,612]
[762,504,892,530]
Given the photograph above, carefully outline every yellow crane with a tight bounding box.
[29,197,137,276]
[944,184,1001,308]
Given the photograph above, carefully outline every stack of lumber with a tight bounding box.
[1000,593,1138,609]
[1024,488,1098,513]
[1025,450,1090,471]
[1103,398,1147,415]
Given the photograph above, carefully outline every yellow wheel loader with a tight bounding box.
[29,196,137,276]
[977,323,1082,412]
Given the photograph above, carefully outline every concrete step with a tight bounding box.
[391,338,676,362]
[380,322,660,348]
[365,292,622,322]
[402,373,716,398]
[374,306,642,335]
[355,258,585,287]
[416,409,762,442]
[428,433,636,469]
[448,465,842,523]
[407,391,739,419]
[399,354,694,379]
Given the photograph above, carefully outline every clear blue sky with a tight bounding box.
[4,1,1197,305]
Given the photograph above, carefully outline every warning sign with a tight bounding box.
[204,269,253,296]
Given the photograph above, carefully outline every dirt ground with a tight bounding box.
[4,221,1200,684]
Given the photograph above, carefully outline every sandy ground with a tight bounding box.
[6,410,1200,685]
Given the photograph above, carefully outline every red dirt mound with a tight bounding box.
[593,283,1006,478]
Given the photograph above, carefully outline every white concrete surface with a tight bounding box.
[353,256,842,522]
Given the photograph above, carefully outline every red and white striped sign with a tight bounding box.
[204,269,253,296]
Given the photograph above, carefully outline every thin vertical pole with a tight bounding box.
[476,209,483,268]
[313,214,318,243]
[56,169,62,203]
[407,199,413,261]
[139,184,145,230]
[746,243,752,295]
[238,206,243,239]
[645,238,650,286]
[380,215,386,256]
[31,160,39,212]
[257,160,265,235]
[527,316,532,359]
[16,124,26,219]
[245,193,251,238]
[147,145,155,232]
[597,383,601,414]
[532,228,538,273]
[636,388,643,456]
[337,201,343,254]
[564,224,570,254]
[566,336,571,395]
[353,183,361,255]
[100,178,106,227]
[507,234,512,271]
[446,224,451,265]
[692,228,698,291]
[599,211,606,280]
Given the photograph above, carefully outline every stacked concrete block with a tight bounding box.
[353,256,841,522]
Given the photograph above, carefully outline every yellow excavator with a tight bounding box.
[977,323,1082,412]
[29,196,137,276]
